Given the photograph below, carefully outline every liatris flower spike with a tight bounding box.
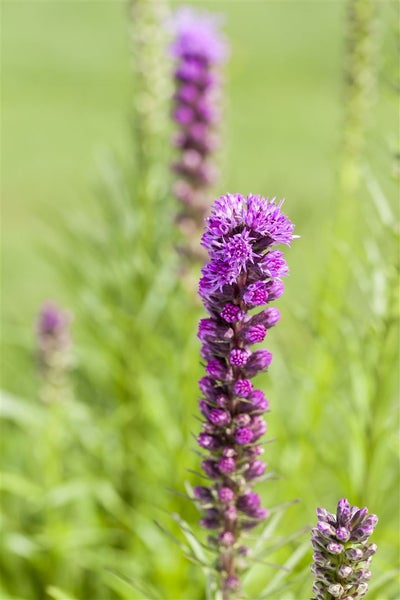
[37,301,72,402]
[194,194,296,598]
[311,498,378,600]
[171,8,227,255]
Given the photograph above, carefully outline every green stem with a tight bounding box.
[318,0,379,335]
[129,0,172,200]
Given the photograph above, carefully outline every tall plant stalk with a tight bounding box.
[318,0,379,326]
[305,0,380,426]
[339,0,378,202]
[130,0,172,202]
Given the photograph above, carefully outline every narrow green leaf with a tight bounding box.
[259,540,310,597]
[153,520,189,554]
[102,569,162,600]
[171,513,209,565]
[46,586,78,600]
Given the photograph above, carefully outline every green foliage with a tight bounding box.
[1,1,398,599]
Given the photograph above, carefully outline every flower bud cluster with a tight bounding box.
[311,498,378,600]
[171,8,227,251]
[195,193,296,596]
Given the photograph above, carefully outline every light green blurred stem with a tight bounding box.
[357,16,400,506]
[318,0,379,332]
[308,0,380,427]
[40,368,70,488]
[338,0,378,201]
[360,261,399,506]
[44,401,62,490]
[129,0,172,203]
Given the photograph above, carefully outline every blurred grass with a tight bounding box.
[2,0,344,322]
[2,1,130,316]
[1,1,398,599]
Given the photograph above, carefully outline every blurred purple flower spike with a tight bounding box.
[36,301,72,402]
[171,7,228,259]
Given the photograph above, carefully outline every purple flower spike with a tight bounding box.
[193,193,296,597]
[171,8,228,258]
[311,498,378,600]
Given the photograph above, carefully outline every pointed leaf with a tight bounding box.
[171,513,209,565]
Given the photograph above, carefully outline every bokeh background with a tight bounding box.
[2,0,352,320]
[1,1,398,599]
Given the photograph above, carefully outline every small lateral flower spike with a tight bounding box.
[171,8,227,256]
[311,498,378,600]
[36,301,72,403]
[194,193,296,598]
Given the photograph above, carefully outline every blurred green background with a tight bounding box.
[2,0,346,319]
[1,1,398,599]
